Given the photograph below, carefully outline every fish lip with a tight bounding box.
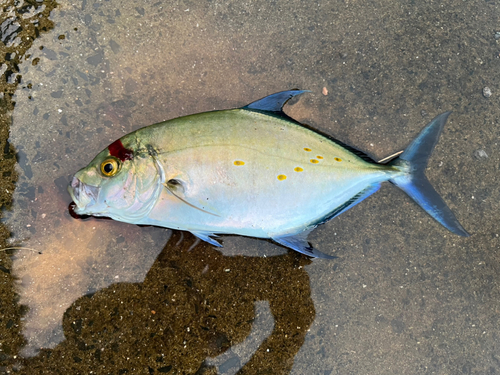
[68,176,80,202]
[68,176,100,211]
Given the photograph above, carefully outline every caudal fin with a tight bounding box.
[389,112,469,237]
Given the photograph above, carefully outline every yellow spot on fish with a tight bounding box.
[334,157,342,162]
[277,174,287,180]
[310,159,319,164]
[234,160,245,166]
[317,155,323,159]
[294,167,303,172]
[304,147,312,152]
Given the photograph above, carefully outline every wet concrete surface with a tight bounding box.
[0,0,499,373]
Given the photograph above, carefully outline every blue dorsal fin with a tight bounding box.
[243,89,310,112]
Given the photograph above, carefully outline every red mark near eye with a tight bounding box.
[108,139,134,161]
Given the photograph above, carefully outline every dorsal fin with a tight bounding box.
[243,90,379,165]
[242,89,310,113]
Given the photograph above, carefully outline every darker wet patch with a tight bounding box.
[3,139,14,159]
[86,51,104,66]
[219,357,240,373]
[16,150,33,179]
[54,175,69,194]
[109,39,121,53]
[76,70,88,81]
[50,90,63,98]
[17,183,35,200]
[41,47,58,60]
[390,318,406,334]
[125,78,138,93]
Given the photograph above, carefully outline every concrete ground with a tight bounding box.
[0,0,499,373]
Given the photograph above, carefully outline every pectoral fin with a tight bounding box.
[163,179,220,217]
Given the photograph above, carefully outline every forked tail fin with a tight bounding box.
[389,112,469,237]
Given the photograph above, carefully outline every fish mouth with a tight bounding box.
[68,176,100,214]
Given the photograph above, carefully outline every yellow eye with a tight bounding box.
[100,158,120,177]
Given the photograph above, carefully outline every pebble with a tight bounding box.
[473,149,488,160]
[482,87,492,98]
[322,87,328,96]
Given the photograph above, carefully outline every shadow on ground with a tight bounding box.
[18,231,315,374]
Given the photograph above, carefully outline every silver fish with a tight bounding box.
[68,90,469,258]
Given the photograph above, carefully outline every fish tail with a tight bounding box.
[389,112,469,237]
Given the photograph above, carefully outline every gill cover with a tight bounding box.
[69,138,164,223]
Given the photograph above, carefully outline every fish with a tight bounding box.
[68,90,469,259]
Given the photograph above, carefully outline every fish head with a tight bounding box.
[68,137,164,223]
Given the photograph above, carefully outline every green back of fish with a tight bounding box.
[126,108,375,170]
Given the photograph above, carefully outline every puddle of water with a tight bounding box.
[10,198,169,356]
[3,0,308,359]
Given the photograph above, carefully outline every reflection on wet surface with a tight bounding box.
[1,0,499,373]
[20,231,315,374]
[0,0,60,365]
[11,188,169,356]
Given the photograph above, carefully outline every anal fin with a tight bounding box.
[273,229,336,259]
[190,231,223,248]
[315,183,381,226]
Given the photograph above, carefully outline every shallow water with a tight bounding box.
[1,0,499,373]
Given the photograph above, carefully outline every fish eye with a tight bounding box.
[100,158,120,177]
